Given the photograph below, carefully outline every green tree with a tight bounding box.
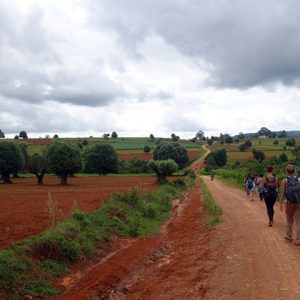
[171,133,179,142]
[278,130,287,138]
[19,131,28,139]
[149,134,155,142]
[111,131,118,139]
[14,135,19,140]
[143,145,151,154]
[286,138,296,147]
[127,158,150,173]
[252,149,265,162]
[84,144,118,174]
[148,159,178,182]
[258,127,271,137]
[279,152,288,162]
[0,142,25,183]
[46,141,82,185]
[27,153,47,185]
[153,142,189,168]
[0,129,5,138]
[239,144,247,152]
[205,149,227,168]
[244,140,252,147]
[53,134,59,138]
[273,139,279,145]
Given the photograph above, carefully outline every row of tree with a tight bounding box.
[0,141,190,185]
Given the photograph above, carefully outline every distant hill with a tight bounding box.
[234,130,300,138]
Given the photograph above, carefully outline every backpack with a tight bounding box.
[285,176,300,203]
[246,178,254,189]
[264,176,277,197]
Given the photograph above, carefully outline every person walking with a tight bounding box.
[244,173,255,201]
[260,165,279,227]
[256,174,264,201]
[280,164,300,245]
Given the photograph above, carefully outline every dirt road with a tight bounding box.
[203,176,300,299]
[56,147,300,299]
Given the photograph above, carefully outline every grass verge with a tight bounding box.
[0,176,194,299]
[199,177,223,226]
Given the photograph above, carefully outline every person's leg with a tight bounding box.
[285,203,294,239]
[269,196,277,223]
[294,203,300,245]
[251,189,255,201]
[264,196,273,225]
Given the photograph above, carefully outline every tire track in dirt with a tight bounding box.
[203,176,300,299]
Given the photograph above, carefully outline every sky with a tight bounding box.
[1,0,300,139]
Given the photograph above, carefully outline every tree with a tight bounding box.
[53,134,59,138]
[196,130,205,140]
[244,140,252,147]
[286,138,296,147]
[252,149,265,162]
[143,145,151,154]
[148,159,178,182]
[153,142,189,168]
[0,142,25,183]
[19,131,28,139]
[278,130,287,138]
[103,133,110,140]
[111,131,118,139]
[171,133,179,142]
[239,144,247,152]
[279,152,288,162]
[27,153,47,185]
[46,141,82,185]
[14,135,19,140]
[258,127,271,137]
[205,149,227,168]
[149,134,155,142]
[269,132,276,138]
[84,144,118,174]
[273,139,279,145]
[0,129,5,138]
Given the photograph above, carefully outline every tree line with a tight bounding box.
[0,140,190,185]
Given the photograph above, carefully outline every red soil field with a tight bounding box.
[0,176,161,249]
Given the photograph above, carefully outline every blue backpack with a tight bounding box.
[246,178,254,189]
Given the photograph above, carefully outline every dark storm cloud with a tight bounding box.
[91,0,300,88]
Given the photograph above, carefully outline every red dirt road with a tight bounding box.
[0,176,161,249]
[57,148,300,299]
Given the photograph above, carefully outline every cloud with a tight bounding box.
[91,0,300,88]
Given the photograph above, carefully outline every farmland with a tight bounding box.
[209,137,296,162]
[0,175,167,249]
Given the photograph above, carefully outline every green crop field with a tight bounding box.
[15,137,202,156]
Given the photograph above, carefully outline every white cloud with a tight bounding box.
[1,0,300,138]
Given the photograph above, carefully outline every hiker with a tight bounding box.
[260,165,279,227]
[244,173,255,201]
[210,174,214,181]
[280,164,300,245]
[256,174,264,201]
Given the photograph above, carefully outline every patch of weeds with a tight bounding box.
[25,279,59,297]
[199,178,222,226]
[207,216,223,226]
[40,259,67,277]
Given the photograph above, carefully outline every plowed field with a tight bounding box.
[0,176,161,249]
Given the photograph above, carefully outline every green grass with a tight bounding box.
[0,176,193,299]
[199,178,222,225]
